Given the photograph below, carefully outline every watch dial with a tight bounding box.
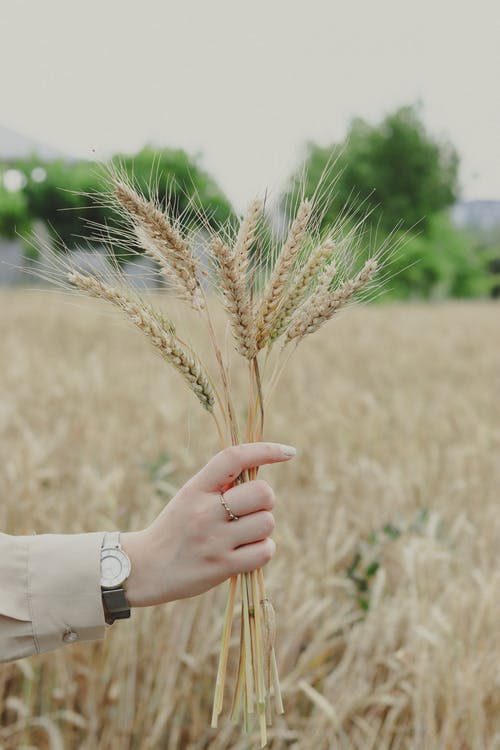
[102,554,123,579]
[101,550,131,587]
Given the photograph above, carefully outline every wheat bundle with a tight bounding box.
[48,169,387,747]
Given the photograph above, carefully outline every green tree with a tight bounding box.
[281,105,494,298]
[286,104,459,235]
[1,147,235,258]
[112,146,234,231]
[0,184,30,239]
[12,158,107,248]
[385,212,491,300]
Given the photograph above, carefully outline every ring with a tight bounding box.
[220,492,239,521]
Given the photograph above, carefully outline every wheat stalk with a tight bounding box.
[233,199,262,273]
[208,200,261,360]
[270,238,336,340]
[211,236,256,360]
[284,257,379,344]
[255,199,312,350]
[67,271,214,411]
[113,180,205,311]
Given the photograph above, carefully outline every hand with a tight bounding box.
[120,442,296,607]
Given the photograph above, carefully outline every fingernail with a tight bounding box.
[280,444,296,457]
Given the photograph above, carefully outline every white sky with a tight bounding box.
[1,0,499,210]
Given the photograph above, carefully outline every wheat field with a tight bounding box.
[0,290,499,750]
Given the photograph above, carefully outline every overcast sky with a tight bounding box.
[1,0,499,209]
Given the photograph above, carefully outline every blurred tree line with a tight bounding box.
[283,105,495,298]
[0,106,497,297]
[0,146,235,263]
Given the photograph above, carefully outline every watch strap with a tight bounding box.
[102,530,120,550]
[102,587,131,625]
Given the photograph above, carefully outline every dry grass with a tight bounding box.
[0,290,499,749]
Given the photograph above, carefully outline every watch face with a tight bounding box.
[100,549,131,588]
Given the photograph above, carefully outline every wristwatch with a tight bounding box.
[100,531,132,625]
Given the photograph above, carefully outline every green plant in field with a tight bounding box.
[346,554,380,612]
[143,451,178,500]
[346,508,442,612]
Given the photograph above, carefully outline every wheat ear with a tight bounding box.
[215,200,261,359]
[284,257,378,344]
[211,237,256,360]
[256,199,312,350]
[270,238,336,340]
[233,199,261,273]
[113,180,204,311]
[67,271,215,410]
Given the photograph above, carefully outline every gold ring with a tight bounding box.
[220,492,239,521]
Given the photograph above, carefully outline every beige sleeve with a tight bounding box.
[0,531,108,663]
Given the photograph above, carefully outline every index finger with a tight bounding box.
[189,442,296,492]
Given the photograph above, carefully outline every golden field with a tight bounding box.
[0,290,499,749]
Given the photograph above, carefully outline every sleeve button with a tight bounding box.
[62,628,79,643]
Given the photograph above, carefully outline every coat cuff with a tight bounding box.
[27,531,108,655]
